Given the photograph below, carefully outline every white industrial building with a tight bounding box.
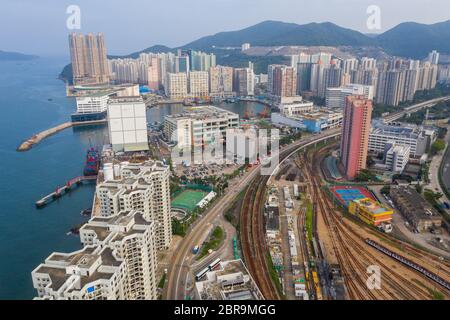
[76,93,110,114]
[164,105,239,149]
[384,143,411,173]
[325,84,374,109]
[272,109,343,133]
[195,260,263,300]
[107,96,149,152]
[368,120,436,157]
[278,98,314,117]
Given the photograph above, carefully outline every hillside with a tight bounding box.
[0,50,38,61]
[182,20,374,49]
[377,20,450,58]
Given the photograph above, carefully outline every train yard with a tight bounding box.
[300,143,450,300]
[239,136,450,300]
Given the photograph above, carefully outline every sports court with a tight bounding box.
[330,186,376,207]
[171,189,208,213]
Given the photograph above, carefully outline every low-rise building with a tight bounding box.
[369,120,436,157]
[390,186,443,232]
[348,198,393,226]
[279,99,314,117]
[195,259,263,300]
[272,109,343,133]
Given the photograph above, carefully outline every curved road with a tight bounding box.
[165,95,450,300]
[165,129,340,300]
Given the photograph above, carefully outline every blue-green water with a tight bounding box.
[0,57,266,299]
[0,57,108,300]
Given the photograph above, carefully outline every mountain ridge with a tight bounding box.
[120,19,450,59]
[0,50,38,61]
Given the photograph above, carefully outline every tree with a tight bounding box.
[431,139,446,155]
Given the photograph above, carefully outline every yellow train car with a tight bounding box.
[312,271,323,300]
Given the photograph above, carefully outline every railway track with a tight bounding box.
[240,174,281,300]
[303,145,448,300]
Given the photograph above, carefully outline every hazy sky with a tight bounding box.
[2,0,450,57]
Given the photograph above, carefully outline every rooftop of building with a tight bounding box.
[390,186,442,220]
[195,259,262,300]
[371,120,435,138]
[33,246,122,293]
[165,105,239,121]
[352,198,392,215]
[108,96,144,104]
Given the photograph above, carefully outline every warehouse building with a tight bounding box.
[390,186,443,232]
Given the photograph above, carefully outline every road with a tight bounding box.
[165,165,261,300]
[165,129,342,299]
[383,96,450,122]
[429,126,450,202]
[438,129,450,199]
[165,96,450,300]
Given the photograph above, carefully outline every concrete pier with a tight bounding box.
[17,120,107,152]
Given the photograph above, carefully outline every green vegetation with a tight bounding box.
[280,131,302,146]
[411,278,445,300]
[399,87,450,124]
[197,226,225,260]
[372,104,399,118]
[266,252,284,299]
[224,189,246,228]
[355,169,380,182]
[171,218,188,237]
[423,189,446,217]
[158,273,166,289]
[430,139,446,156]
[305,199,313,241]
[380,185,391,195]
[421,163,430,184]
[256,120,272,130]
[213,49,289,74]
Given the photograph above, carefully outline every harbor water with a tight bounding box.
[0,57,267,299]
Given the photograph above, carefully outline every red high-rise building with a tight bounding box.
[340,96,373,180]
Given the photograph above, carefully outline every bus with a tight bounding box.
[208,258,221,271]
[195,267,210,281]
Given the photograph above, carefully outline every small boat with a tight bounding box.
[83,147,100,176]
[80,208,92,216]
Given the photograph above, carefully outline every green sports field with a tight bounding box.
[171,189,208,213]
